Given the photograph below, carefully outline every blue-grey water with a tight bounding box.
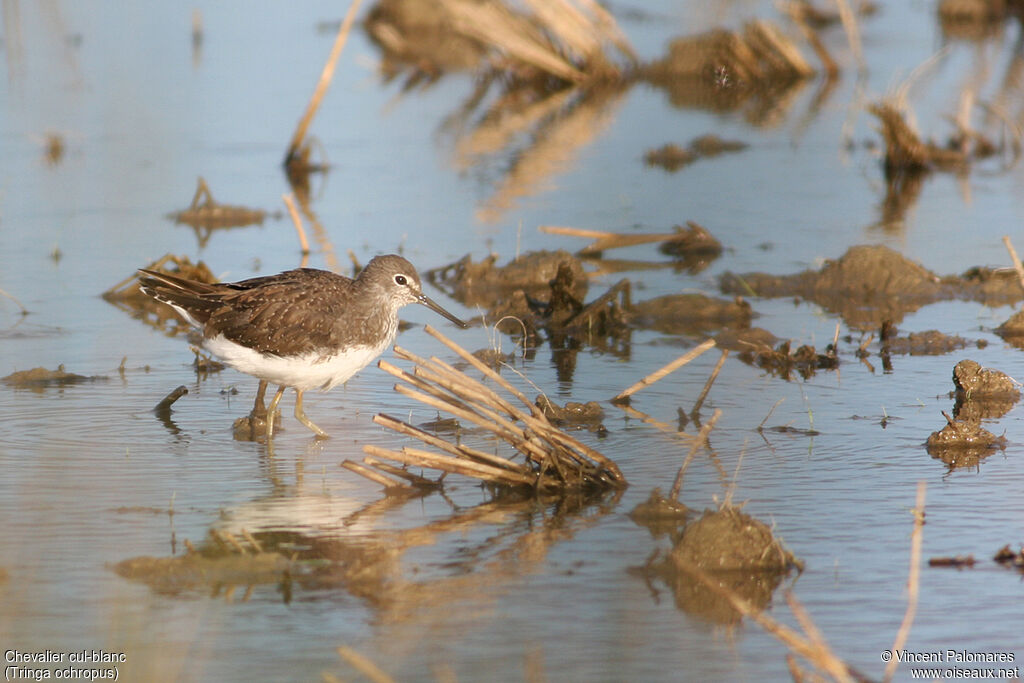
[3,2,1024,681]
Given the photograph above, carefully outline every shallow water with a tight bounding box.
[3,2,1024,681]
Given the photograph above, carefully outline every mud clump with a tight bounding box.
[939,0,1016,40]
[3,365,107,389]
[658,221,723,272]
[426,250,588,309]
[166,177,268,248]
[629,488,689,537]
[644,135,747,172]
[951,359,1020,422]
[672,506,797,573]
[721,245,1024,330]
[742,339,837,380]
[713,327,778,352]
[926,417,1006,469]
[953,359,1020,399]
[927,359,1014,468]
[995,308,1024,347]
[114,549,296,597]
[626,294,752,336]
[883,329,977,356]
[655,506,800,624]
[994,544,1024,569]
[535,395,605,432]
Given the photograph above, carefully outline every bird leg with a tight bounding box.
[265,385,287,440]
[293,389,329,438]
[251,379,269,418]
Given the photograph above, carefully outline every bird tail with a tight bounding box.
[138,269,223,326]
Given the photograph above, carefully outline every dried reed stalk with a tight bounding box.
[350,326,626,492]
[613,339,716,402]
[1002,236,1024,292]
[284,0,363,165]
[883,481,926,683]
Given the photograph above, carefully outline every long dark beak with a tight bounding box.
[417,292,468,328]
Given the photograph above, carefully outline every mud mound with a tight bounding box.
[883,330,975,356]
[722,245,1024,330]
[671,506,796,572]
[655,506,800,623]
[951,359,1020,422]
[3,365,107,389]
[114,550,296,596]
[626,294,752,335]
[426,250,588,308]
[629,488,690,537]
[926,359,1015,469]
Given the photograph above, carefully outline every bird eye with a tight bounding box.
[394,274,408,286]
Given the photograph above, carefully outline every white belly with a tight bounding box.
[203,334,387,391]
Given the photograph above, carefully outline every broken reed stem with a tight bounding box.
[369,329,626,490]
[340,459,409,489]
[284,0,363,164]
[1001,236,1024,292]
[691,349,729,414]
[373,412,531,474]
[337,646,396,683]
[386,351,577,471]
[614,339,716,402]
[538,224,678,253]
[674,559,856,683]
[883,481,926,683]
[282,193,310,257]
[360,456,439,487]
[363,444,537,487]
[669,409,721,500]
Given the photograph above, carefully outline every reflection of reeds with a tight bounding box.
[437,0,632,83]
[344,325,626,493]
[473,86,625,223]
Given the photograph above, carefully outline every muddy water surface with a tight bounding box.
[3,2,1024,681]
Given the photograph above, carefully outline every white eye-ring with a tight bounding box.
[394,274,408,286]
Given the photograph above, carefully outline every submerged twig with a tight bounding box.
[0,286,28,316]
[692,349,729,414]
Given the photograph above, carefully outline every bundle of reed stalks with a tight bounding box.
[342,325,627,493]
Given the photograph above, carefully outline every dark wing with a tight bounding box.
[205,269,353,356]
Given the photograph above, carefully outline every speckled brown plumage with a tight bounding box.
[137,254,467,439]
